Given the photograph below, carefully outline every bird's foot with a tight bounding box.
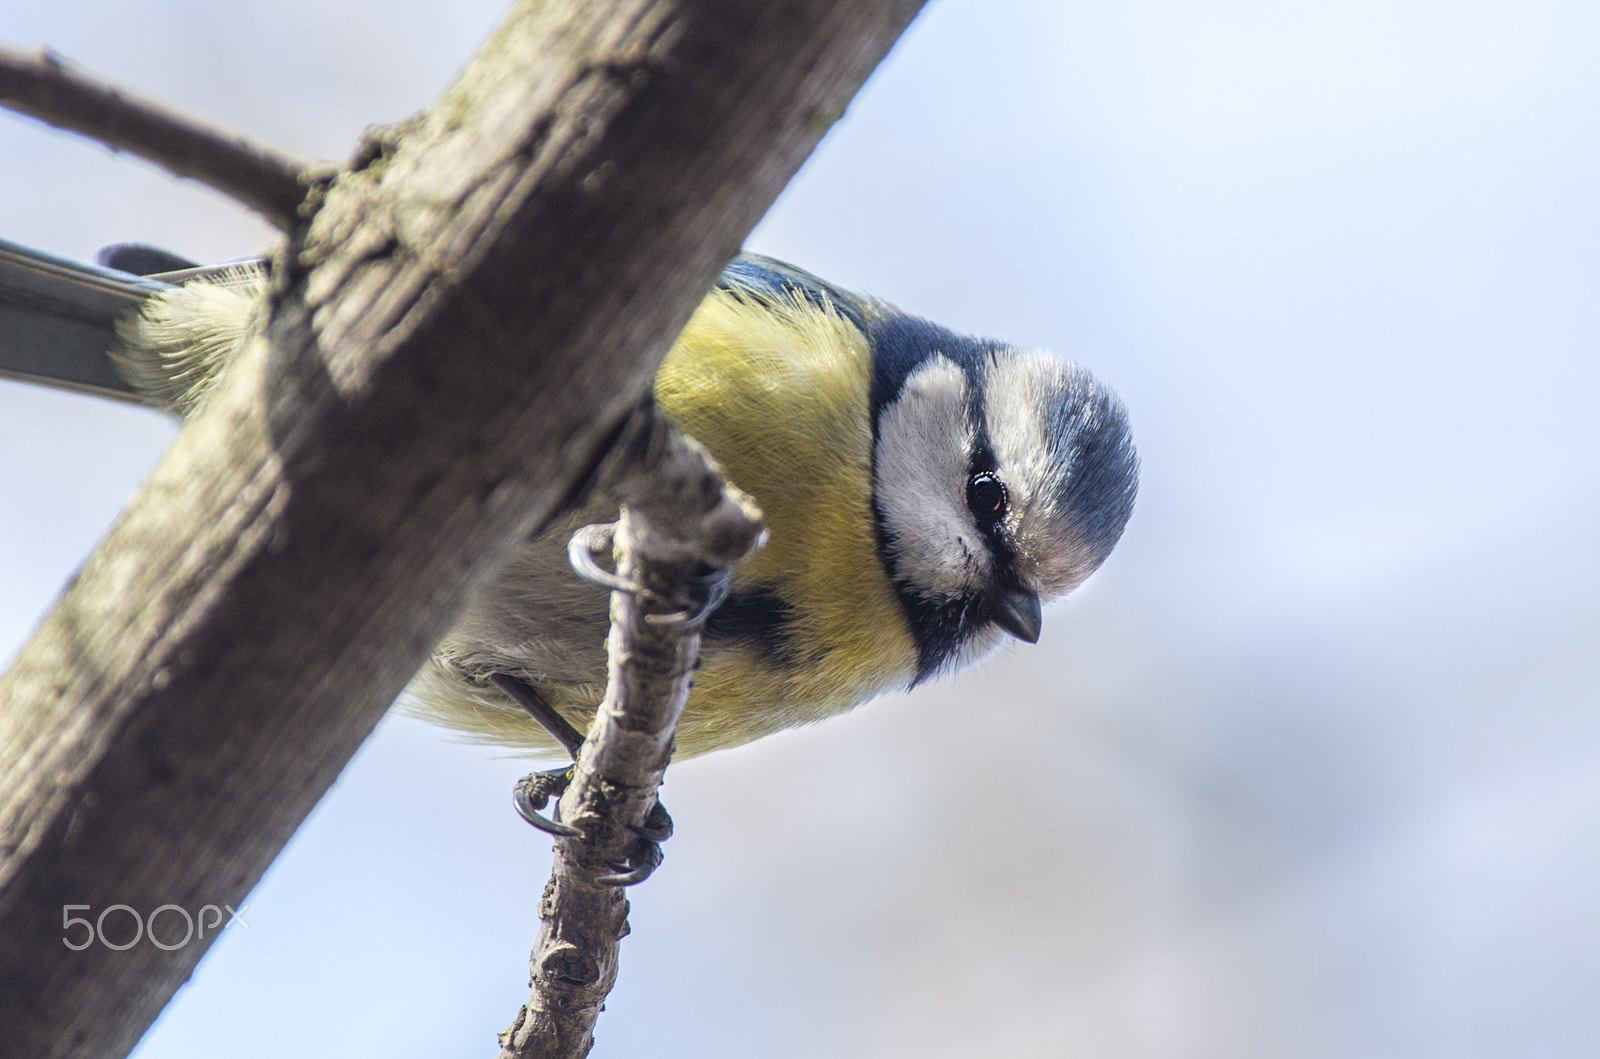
[512,766,580,837]
[512,766,674,887]
[596,801,674,887]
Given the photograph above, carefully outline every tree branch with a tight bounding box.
[0,2,925,1056]
[498,411,765,1058]
[0,42,331,230]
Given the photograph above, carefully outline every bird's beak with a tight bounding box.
[990,585,1042,644]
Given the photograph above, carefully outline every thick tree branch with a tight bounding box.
[0,1,926,1056]
[499,410,765,1058]
[0,42,330,230]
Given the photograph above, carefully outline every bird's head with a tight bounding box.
[866,315,1138,682]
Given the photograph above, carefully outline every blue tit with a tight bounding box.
[0,239,1139,761]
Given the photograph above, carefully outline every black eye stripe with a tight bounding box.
[966,472,1007,524]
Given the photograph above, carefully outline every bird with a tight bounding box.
[0,238,1140,768]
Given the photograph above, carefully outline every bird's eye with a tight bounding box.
[966,472,1007,525]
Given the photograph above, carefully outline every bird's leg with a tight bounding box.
[491,672,586,757]
[493,671,673,884]
[493,673,582,837]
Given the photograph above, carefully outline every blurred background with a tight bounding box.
[4,1,1599,1055]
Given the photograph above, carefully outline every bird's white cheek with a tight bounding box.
[873,356,985,599]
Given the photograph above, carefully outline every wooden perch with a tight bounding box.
[499,410,765,1059]
[0,41,331,231]
[0,1,926,1056]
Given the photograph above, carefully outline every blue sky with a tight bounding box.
[3,1,1600,1056]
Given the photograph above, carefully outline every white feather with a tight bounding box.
[872,355,989,600]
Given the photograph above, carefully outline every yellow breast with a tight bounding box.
[654,287,918,756]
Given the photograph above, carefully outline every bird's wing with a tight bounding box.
[718,252,875,333]
[0,237,171,404]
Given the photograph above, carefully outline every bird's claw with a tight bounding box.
[498,612,676,885]
[629,800,674,843]
[569,522,731,627]
[592,801,671,886]
[512,766,580,837]
[514,769,673,886]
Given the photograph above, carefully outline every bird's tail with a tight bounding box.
[0,237,263,416]
[108,259,265,417]
[0,237,165,404]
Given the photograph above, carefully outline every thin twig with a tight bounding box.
[496,409,765,1059]
[0,42,332,230]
